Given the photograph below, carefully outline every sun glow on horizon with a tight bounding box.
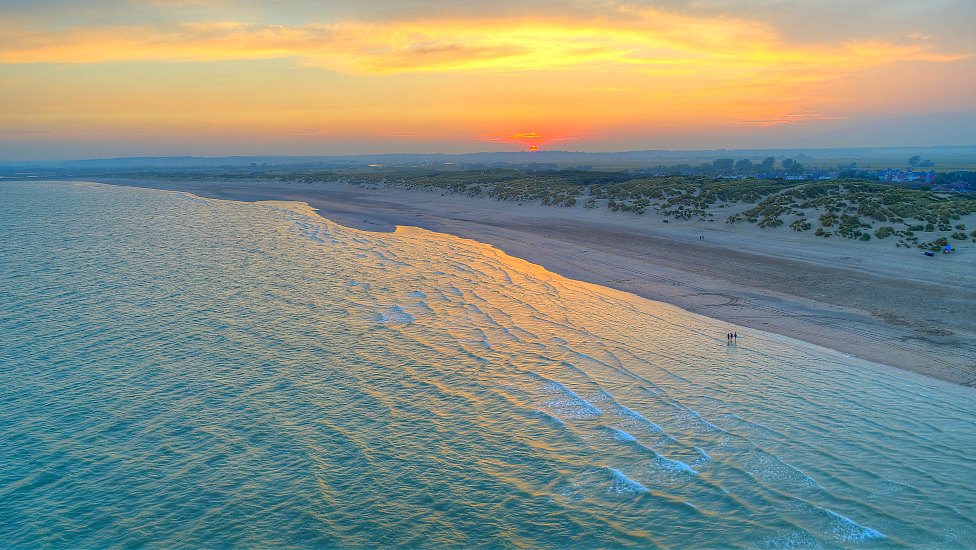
[478,132,566,151]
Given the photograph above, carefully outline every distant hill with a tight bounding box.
[2,146,974,172]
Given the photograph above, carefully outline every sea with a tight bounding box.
[1,181,974,548]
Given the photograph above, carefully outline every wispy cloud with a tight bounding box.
[478,132,573,145]
[726,111,845,127]
[0,9,968,79]
[581,86,635,93]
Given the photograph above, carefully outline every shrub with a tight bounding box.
[874,226,895,239]
[790,219,812,231]
[928,237,949,251]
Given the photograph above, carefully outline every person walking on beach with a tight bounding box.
[734,332,738,342]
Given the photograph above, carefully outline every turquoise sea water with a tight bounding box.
[1,181,974,548]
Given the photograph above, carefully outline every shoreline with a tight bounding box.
[83,177,976,388]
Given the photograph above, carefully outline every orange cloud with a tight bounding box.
[3,5,972,150]
[725,111,845,127]
[0,10,968,78]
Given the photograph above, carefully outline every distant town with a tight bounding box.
[3,148,975,193]
[429,158,976,193]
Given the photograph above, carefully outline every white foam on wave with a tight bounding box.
[758,529,819,549]
[618,405,664,433]
[605,427,697,476]
[671,402,728,435]
[608,426,638,443]
[376,305,415,326]
[823,509,885,542]
[608,468,650,495]
[542,381,602,419]
[531,408,567,430]
[651,451,698,475]
[693,447,712,465]
[745,451,819,490]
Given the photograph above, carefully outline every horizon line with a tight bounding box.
[3,144,975,164]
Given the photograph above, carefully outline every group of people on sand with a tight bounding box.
[727,332,738,344]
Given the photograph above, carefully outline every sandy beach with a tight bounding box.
[91,177,976,387]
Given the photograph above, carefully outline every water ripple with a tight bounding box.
[0,182,973,548]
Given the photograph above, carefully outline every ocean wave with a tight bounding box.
[541,381,602,419]
[376,305,415,325]
[3,182,973,548]
[607,468,650,495]
[822,508,885,542]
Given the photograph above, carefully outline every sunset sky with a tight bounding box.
[2,0,974,159]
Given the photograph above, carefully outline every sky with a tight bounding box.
[1,0,974,159]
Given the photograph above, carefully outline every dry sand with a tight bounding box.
[93,177,976,387]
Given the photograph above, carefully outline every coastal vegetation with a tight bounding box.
[62,166,976,250]
[316,170,976,250]
[726,181,976,249]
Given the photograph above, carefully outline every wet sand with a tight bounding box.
[91,178,976,387]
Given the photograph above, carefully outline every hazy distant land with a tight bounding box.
[4,145,975,172]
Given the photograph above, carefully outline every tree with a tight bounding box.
[734,159,753,171]
[909,155,921,167]
[713,158,734,171]
[781,158,795,170]
[760,157,775,170]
